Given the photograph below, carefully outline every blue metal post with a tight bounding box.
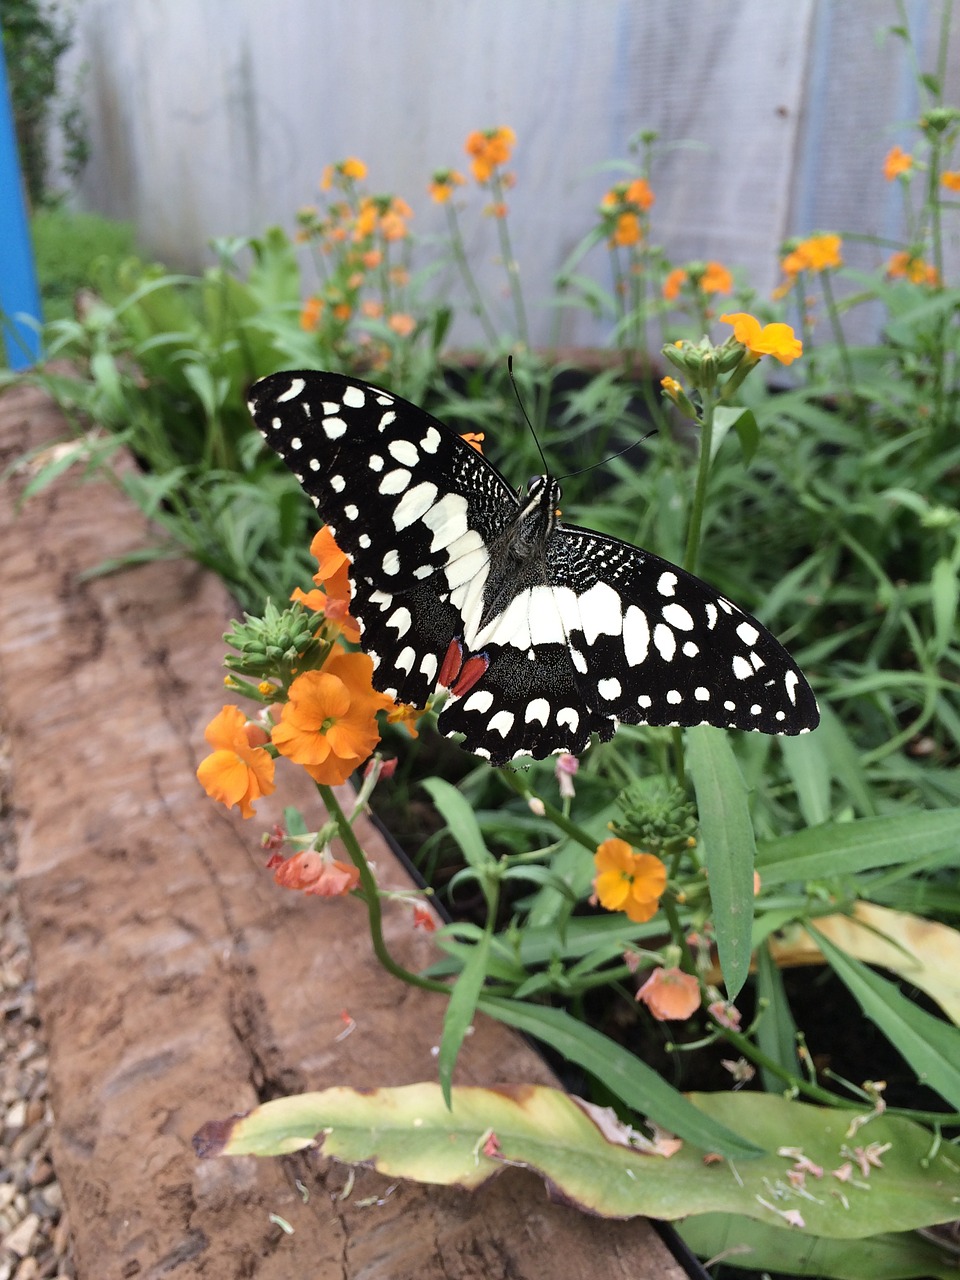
[0,39,42,369]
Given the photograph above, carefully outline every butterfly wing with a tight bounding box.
[249,370,517,710]
[437,522,819,763]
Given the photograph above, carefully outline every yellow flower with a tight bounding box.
[197,706,276,819]
[720,312,803,365]
[886,251,939,285]
[429,169,467,203]
[593,838,667,924]
[884,145,913,181]
[699,260,733,294]
[662,268,687,301]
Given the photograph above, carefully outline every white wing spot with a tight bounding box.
[556,707,579,732]
[705,603,718,630]
[653,623,676,662]
[638,694,652,709]
[275,378,305,402]
[464,689,494,714]
[623,606,650,666]
[422,493,469,551]
[369,454,384,472]
[421,427,442,453]
[695,687,710,701]
[358,533,371,549]
[386,606,412,637]
[393,481,439,531]
[382,550,401,576]
[578,581,623,644]
[750,651,764,670]
[785,670,799,705]
[322,416,347,439]
[389,438,419,466]
[369,590,393,611]
[570,647,588,674]
[309,458,321,471]
[321,401,339,414]
[724,699,736,711]
[598,677,621,701]
[682,641,699,657]
[657,572,677,597]
[342,384,366,408]
[330,474,345,492]
[289,436,302,450]
[379,468,411,495]
[667,690,682,704]
[662,603,694,631]
[525,698,550,725]
[413,564,433,579]
[750,704,762,716]
[420,653,439,684]
[737,621,760,646]
[719,599,735,614]
[378,410,396,430]
[344,504,359,521]
[732,655,753,680]
[395,645,415,675]
[488,710,515,738]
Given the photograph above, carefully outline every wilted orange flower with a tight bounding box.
[272,849,360,897]
[197,705,276,818]
[413,903,437,931]
[720,312,803,365]
[636,967,701,1021]
[386,701,425,739]
[699,261,733,294]
[465,126,516,183]
[883,145,913,181]
[271,652,393,786]
[942,171,960,192]
[429,169,467,203]
[886,251,939,285]
[612,211,642,247]
[388,312,415,337]
[662,268,687,301]
[593,838,667,923]
[300,297,323,332]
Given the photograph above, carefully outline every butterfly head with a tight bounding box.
[509,474,562,556]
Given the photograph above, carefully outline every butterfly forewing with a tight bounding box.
[250,370,819,765]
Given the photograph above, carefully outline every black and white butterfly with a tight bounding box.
[249,371,819,766]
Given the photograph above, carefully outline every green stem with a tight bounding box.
[490,172,530,348]
[319,784,449,994]
[496,769,598,851]
[819,269,861,427]
[444,202,500,347]
[681,384,715,576]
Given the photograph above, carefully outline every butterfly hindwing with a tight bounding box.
[250,369,819,765]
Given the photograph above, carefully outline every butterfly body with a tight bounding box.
[249,370,819,764]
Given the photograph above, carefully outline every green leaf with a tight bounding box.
[780,731,832,826]
[438,929,492,1108]
[421,777,495,870]
[478,994,761,1158]
[754,941,800,1087]
[809,927,960,1111]
[756,810,960,886]
[678,1216,958,1278]
[197,1085,960,1237]
[711,406,760,465]
[930,557,959,661]
[686,726,755,999]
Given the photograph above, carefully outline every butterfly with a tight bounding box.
[248,371,819,766]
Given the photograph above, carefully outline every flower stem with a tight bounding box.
[682,385,715,576]
[319,783,448,994]
[444,202,500,347]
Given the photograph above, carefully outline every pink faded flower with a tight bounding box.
[636,966,701,1020]
[555,752,579,799]
[708,1000,742,1030]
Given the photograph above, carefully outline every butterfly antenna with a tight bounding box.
[558,429,657,481]
[508,355,550,475]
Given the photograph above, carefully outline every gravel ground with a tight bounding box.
[0,730,74,1280]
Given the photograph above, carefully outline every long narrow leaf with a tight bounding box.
[809,927,960,1111]
[686,726,755,999]
[478,994,762,1157]
[438,930,492,1107]
[421,777,495,870]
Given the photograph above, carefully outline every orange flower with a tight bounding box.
[625,177,655,211]
[300,297,323,332]
[883,145,912,181]
[388,312,416,337]
[942,171,960,192]
[465,126,516,183]
[271,653,393,786]
[361,299,384,319]
[699,261,733,294]
[292,526,360,643]
[386,701,424,739]
[720,312,803,365]
[662,268,687,301]
[593,838,667,924]
[413,903,437,932]
[272,849,360,897]
[886,251,939,285]
[429,169,466,203]
[636,966,701,1021]
[321,157,368,190]
[460,431,485,454]
[197,705,276,818]
[611,211,642,247]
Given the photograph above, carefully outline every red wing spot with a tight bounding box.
[438,638,464,689]
[451,654,490,697]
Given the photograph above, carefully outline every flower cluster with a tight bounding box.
[464,126,516,184]
[773,232,843,297]
[598,177,655,247]
[662,260,733,302]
